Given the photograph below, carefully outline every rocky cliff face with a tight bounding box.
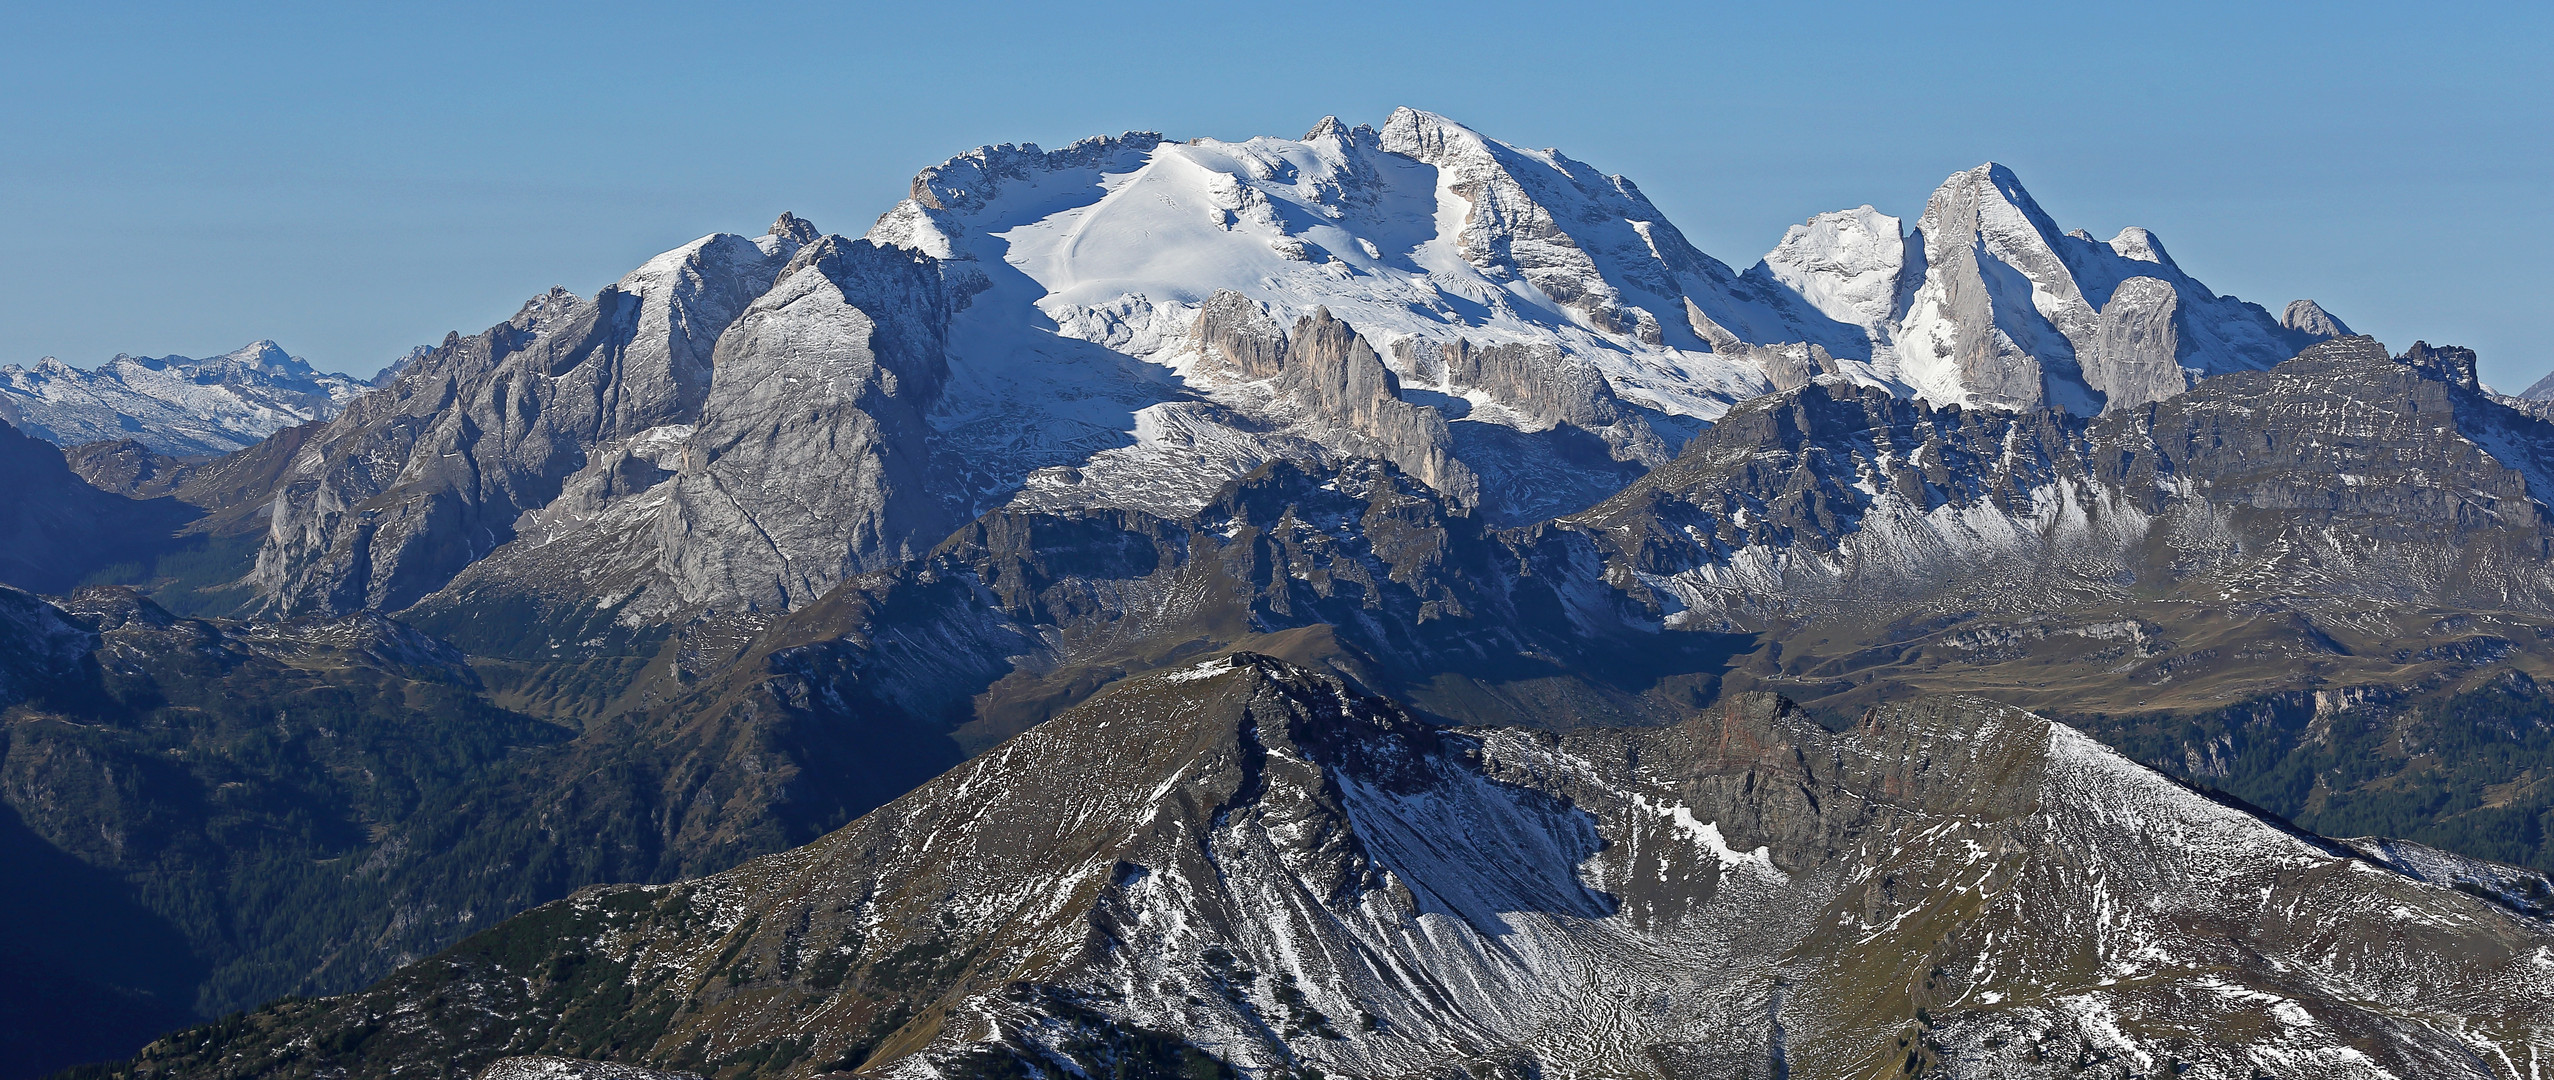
[0,341,367,456]
[226,111,2356,621]
[858,109,1848,526]
[2283,297,2355,340]
[248,220,810,615]
[108,660,2554,1080]
[660,238,954,612]
[29,106,2554,1080]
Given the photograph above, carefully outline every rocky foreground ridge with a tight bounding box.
[103,657,2554,1079]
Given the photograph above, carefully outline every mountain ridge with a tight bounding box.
[0,341,367,456]
[93,657,2554,1079]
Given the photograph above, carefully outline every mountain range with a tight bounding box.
[0,341,368,456]
[7,108,2554,1080]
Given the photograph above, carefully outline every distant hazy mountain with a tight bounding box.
[0,415,197,594]
[0,340,365,455]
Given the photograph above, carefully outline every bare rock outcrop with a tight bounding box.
[1423,337,1668,465]
[1189,289,1286,379]
[2085,276,2193,411]
[2282,298,2355,341]
[1280,309,1477,507]
[2398,339,2481,391]
[251,225,807,615]
[660,238,954,611]
[1865,164,2323,415]
[1902,165,2075,410]
[1189,294,1477,507]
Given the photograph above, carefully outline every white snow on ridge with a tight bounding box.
[1756,205,1911,337]
[0,340,369,455]
[857,111,2344,525]
[863,112,1819,503]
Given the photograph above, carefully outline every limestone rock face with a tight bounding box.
[765,210,819,245]
[1182,294,1480,507]
[1372,108,1852,360]
[1898,164,2085,411]
[1378,107,1662,342]
[2086,275,2193,411]
[1750,340,1849,394]
[2400,339,2482,390]
[1580,332,2554,633]
[225,115,2383,631]
[660,238,953,611]
[247,229,807,615]
[1427,337,1668,465]
[2518,365,2554,403]
[2282,297,2354,340]
[1279,308,1476,507]
[1189,289,1287,380]
[1772,163,2335,415]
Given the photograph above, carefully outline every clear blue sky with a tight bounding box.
[6,1,2549,387]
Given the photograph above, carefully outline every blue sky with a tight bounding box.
[5,1,2549,386]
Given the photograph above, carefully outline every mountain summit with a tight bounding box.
[24,109,2554,1080]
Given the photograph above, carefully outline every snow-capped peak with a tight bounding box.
[851,107,1882,524]
[1754,205,1911,334]
[218,339,295,369]
[837,115,2360,530]
[1768,161,2338,415]
[2105,226,2174,267]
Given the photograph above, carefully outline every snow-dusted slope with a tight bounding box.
[149,660,2554,1079]
[246,110,2374,619]
[1576,335,2554,643]
[1754,164,2350,413]
[0,341,367,455]
[856,113,2349,536]
[863,109,1868,524]
[251,221,811,615]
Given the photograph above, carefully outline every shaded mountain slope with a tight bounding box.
[0,341,366,456]
[0,417,199,595]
